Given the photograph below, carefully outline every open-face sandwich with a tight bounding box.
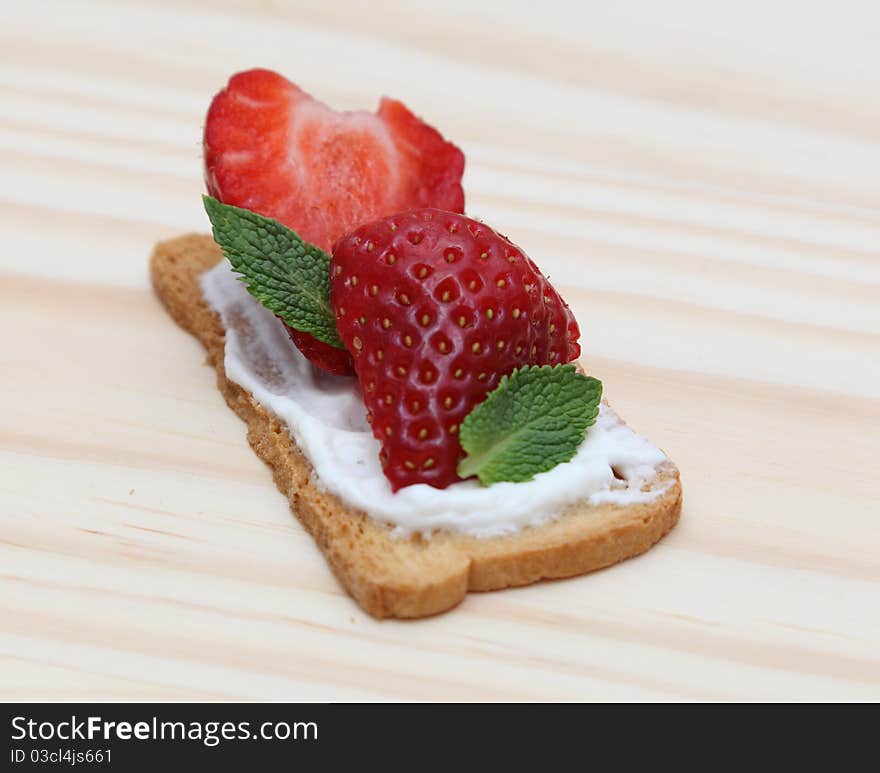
[151,69,681,618]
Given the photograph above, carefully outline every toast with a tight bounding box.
[150,234,682,618]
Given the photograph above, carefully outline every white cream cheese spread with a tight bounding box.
[201,260,671,538]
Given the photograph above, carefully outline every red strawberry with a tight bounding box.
[204,69,465,250]
[204,69,465,376]
[330,209,581,491]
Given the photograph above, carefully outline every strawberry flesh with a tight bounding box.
[330,210,581,491]
[204,69,465,252]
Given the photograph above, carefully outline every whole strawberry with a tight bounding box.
[330,209,581,490]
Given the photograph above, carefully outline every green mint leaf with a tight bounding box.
[203,195,344,349]
[457,364,602,485]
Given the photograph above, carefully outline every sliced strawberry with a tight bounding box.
[280,322,354,377]
[204,68,465,253]
[330,209,581,491]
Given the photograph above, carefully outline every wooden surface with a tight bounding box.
[2,0,879,699]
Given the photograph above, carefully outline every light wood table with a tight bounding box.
[2,0,878,699]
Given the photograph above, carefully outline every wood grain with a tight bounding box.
[1,0,878,698]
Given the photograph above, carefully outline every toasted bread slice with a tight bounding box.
[150,234,681,618]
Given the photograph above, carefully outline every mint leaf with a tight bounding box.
[203,196,344,349]
[457,364,602,485]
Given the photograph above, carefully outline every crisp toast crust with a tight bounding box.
[150,234,682,618]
